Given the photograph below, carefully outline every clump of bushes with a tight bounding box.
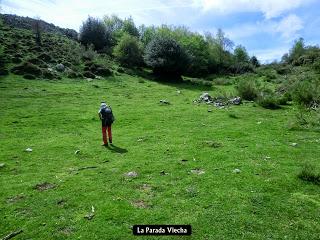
[298,163,320,185]
[144,36,190,79]
[257,93,281,109]
[113,33,143,67]
[11,62,42,76]
[291,79,320,108]
[236,78,258,101]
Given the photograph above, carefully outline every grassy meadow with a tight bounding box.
[1,73,320,239]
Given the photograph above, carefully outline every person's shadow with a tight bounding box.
[106,144,128,154]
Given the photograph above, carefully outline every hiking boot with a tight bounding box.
[109,139,112,144]
[102,143,108,146]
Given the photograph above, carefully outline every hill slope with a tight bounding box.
[0,73,319,239]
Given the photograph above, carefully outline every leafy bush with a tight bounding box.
[236,78,258,101]
[0,46,9,76]
[298,163,320,185]
[11,62,42,76]
[257,93,281,109]
[80,44,97,61]
[292,80,320,107]
[79,16,111,51]
[144,36,190,78]
[113,34,143,67]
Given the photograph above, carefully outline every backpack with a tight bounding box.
[100,107,114,125]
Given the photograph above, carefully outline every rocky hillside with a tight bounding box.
[0,16,114,80]
[1,14,78,40]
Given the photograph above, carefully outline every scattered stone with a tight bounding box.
[233,168,241,174]
[131,200,149,208]
[196,93,241,108]
[25,148,32,152]
[6,195,25,203]
[84,206,95,220]
[34,182,56,191]
[190,169,205,175]
[55,63,65,72]
[228,97,242,105]
[0,163,5,168]
[1,229,23,240]
[160,99,170,104]
[264,156,271,160]
[57,199,66,206]
[74,150,80,154]
[125,171,138,178]
[290,143,298,147]
[160,170,168,176]
[257,121,262,124]
[137,138,144,142]
[176,90,181,94]
[208,109,212,112]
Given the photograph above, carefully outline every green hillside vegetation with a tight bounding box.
[1,14,320,239]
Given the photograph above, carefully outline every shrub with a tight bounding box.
[80,44,97,61]
[257,93,281,109]
[83,71,95,79]
[298,163,320,185]
[113,34,143,67]
[23,74,36,79]
[11,62,42,76]
[144,36,190,78]
[79,16,111,51]
[292,80,319,107]
[236,78,258,101]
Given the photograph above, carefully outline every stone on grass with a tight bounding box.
[160,99,170,104]
[190,169,205,175]
[290,143,298,147]
[0,163,5,168]
[233,168,241,174]
[25,148,32,152]
[74,150,80,154]
[125,171,138,177]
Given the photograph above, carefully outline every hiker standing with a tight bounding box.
[98,102,115,146]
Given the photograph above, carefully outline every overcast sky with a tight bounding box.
[1,0,320,62]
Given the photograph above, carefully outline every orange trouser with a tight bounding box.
[102,125,112,144]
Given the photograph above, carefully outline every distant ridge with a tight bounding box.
[0,14,78,40]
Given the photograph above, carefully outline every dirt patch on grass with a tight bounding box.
[59,226,74,236]
[34,182,56,191]
[203,140,222,148]
[6,194,25,203]
[131,200,149,209]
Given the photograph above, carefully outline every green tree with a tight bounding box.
[113,34,143,67]
[79,16,111,51]
[234,45,250,63]
[144,36,190,78]
[250,56,260,67]
[289,38,305,63]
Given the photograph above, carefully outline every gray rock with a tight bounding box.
[55,63,65,72]
[160,100,170,104]
[233,168,241,174]
[125,171,138,177]
[229,97,242,105]
[75,150,80,154]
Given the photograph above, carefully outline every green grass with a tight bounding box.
[1,74,320,239]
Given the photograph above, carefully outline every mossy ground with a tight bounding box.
[0,74,320,239]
